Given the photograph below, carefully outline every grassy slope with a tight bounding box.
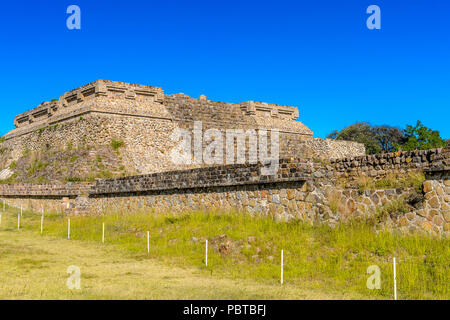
[0,140,130,184]
[0,206,448,300]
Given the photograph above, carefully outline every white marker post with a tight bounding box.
[17,214,20,230]
[40,214,44,234]
[205,239,208,267]
[393,257,397,300]
[102,223,105,243]
[68,219,71,239]
[147,231,150,253]
[281,249,284,285]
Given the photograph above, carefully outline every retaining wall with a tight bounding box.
[1,148,449,237]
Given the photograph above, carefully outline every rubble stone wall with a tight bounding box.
[1,148,449,237]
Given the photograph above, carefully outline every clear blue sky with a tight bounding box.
[0,0,448,138]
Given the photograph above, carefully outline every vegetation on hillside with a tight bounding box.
[0,138,131,184]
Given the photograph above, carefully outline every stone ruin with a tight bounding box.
[1,80,365,175]
[0,80,448,237]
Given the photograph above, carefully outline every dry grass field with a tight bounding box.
[0,230,369,300]
[0,206,448,300]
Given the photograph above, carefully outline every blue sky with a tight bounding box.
[0,0,448,138]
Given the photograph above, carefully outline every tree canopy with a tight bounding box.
[401,121,447,151]
[327,121,446,154]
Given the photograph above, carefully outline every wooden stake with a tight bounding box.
[393,257,397,300]
[205,239,208,267]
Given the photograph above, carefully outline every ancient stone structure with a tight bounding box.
[1,80,364,177]
[1,80,448,237]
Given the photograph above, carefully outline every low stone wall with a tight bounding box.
[92,159,311,194]
[0,182,92,196]
[329,148,448,178]
[1,149,449,237]
[3,197,71,213]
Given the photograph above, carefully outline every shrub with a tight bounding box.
[9,161,16,169]
[22,147,31,157]
[27,160,48,176]
[111,139,124,150]
[98,170,113,179]
[373,199,409,223]
[34,176,47,183]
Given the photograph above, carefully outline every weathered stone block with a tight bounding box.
[433,216,444,226]
[443,210,450,223]
[423,181,433,193]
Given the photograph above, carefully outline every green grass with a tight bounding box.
[1,205,448,300]
[27,159,48,175]
[0,229,359,299]
[356,172,426,193]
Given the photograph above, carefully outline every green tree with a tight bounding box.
[372,125,406,153]
[400,121,447,151]
[327,122,381,154]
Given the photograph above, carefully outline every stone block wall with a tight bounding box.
[420,171,450,234]
[1,148,449,237]
[329,148,447,179]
